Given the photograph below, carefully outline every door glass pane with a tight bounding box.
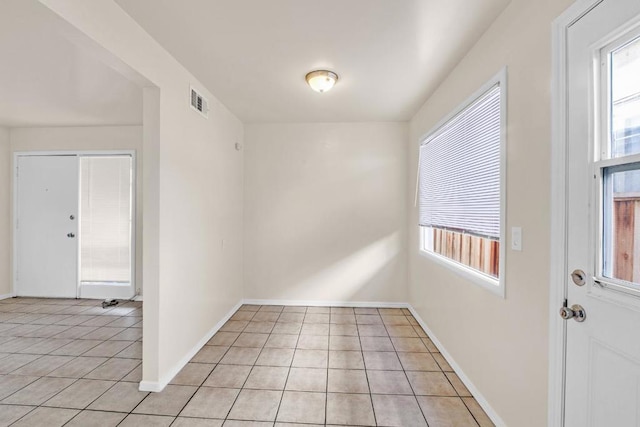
[610,35,640,158]
[80,156,132,283]
[603,165,640,284]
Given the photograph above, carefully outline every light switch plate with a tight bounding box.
[511,227,522,251]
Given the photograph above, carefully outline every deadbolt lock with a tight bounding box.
[571,269,586,286]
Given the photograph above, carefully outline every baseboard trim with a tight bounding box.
[406,306,506,427]
[0,293,14,301]
[138,299,243,393]
[138,380,163,393]
[242,298,409,309]
[132,295,143,302]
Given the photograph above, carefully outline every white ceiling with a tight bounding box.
[115,0,510,123]
[0,1,142,128]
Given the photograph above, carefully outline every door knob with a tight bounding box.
[559,304,586,322]
[67,233,75,238]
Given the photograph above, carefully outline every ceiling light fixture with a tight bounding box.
[305,70,338,93]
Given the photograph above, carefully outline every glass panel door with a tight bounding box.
[79,155,133,286]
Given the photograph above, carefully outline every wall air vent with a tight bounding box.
[190,86,209,118]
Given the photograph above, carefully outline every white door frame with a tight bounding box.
[549,1,605,425]
[13,150,137,299]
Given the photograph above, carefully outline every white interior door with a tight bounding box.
[16,155,78,298]
[566,1,640,425]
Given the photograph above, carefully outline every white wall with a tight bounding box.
[0,127,10,297]
[37,0,244,388]
[408,0,572,425]
[9,125,144,295]
[245,122,407,303]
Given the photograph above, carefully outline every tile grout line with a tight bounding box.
[59,378,122,426]
[92,304,148,426]
[6,377,82,426]
[379,310,431,427]
[1,298,144,427]
[273,304,306,425]
[222,305,281,423]
[174,308,251,423]
[1,299,492,426]
[408,321,480,426]
[324,309,333,426]
[357,307,377,427]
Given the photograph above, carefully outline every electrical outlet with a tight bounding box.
[511,227,522,251]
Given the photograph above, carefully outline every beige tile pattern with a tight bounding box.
[227,389,282,421]
[327,369,369,394]
[180,387,239,419]
[326,392,376,426]
[276,391,326,424]
[2,376,75,405]
[42,379,115,409]
[203,364,251,388]
[87,381,148,412]
[0,298,494,426]
[119,413,174,426]
[244,366,288,390]
[170,362,215,386]
[371,394,428,426]
[285,367,327,392]
[64,410,128,427]
[418,396,480,427]
[328,350,364,369]
[464,396,496,427]
[11,406,78,427]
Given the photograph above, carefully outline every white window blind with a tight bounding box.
[80,156,132,283]
[419,84,501,239]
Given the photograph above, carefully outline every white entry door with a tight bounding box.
[16,155,79,298]
[566,0,640,425]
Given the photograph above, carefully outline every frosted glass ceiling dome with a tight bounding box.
[305,70,338,93]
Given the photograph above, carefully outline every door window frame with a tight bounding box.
[591,27,640,300]
[12,150,137,300]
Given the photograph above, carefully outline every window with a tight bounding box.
[418,70,506,294]
[79,155,133,285]
[597,31,640,296]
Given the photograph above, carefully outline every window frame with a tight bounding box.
[591,28,640,300]
[417,68,507,297]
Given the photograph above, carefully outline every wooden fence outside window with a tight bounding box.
[431,227,499,278]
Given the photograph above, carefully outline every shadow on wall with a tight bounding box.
[286,231,403,301]
[247,155,406,302]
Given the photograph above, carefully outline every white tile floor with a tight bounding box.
[0,299,494,426]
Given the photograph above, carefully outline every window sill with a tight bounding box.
[418,249,505,298]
